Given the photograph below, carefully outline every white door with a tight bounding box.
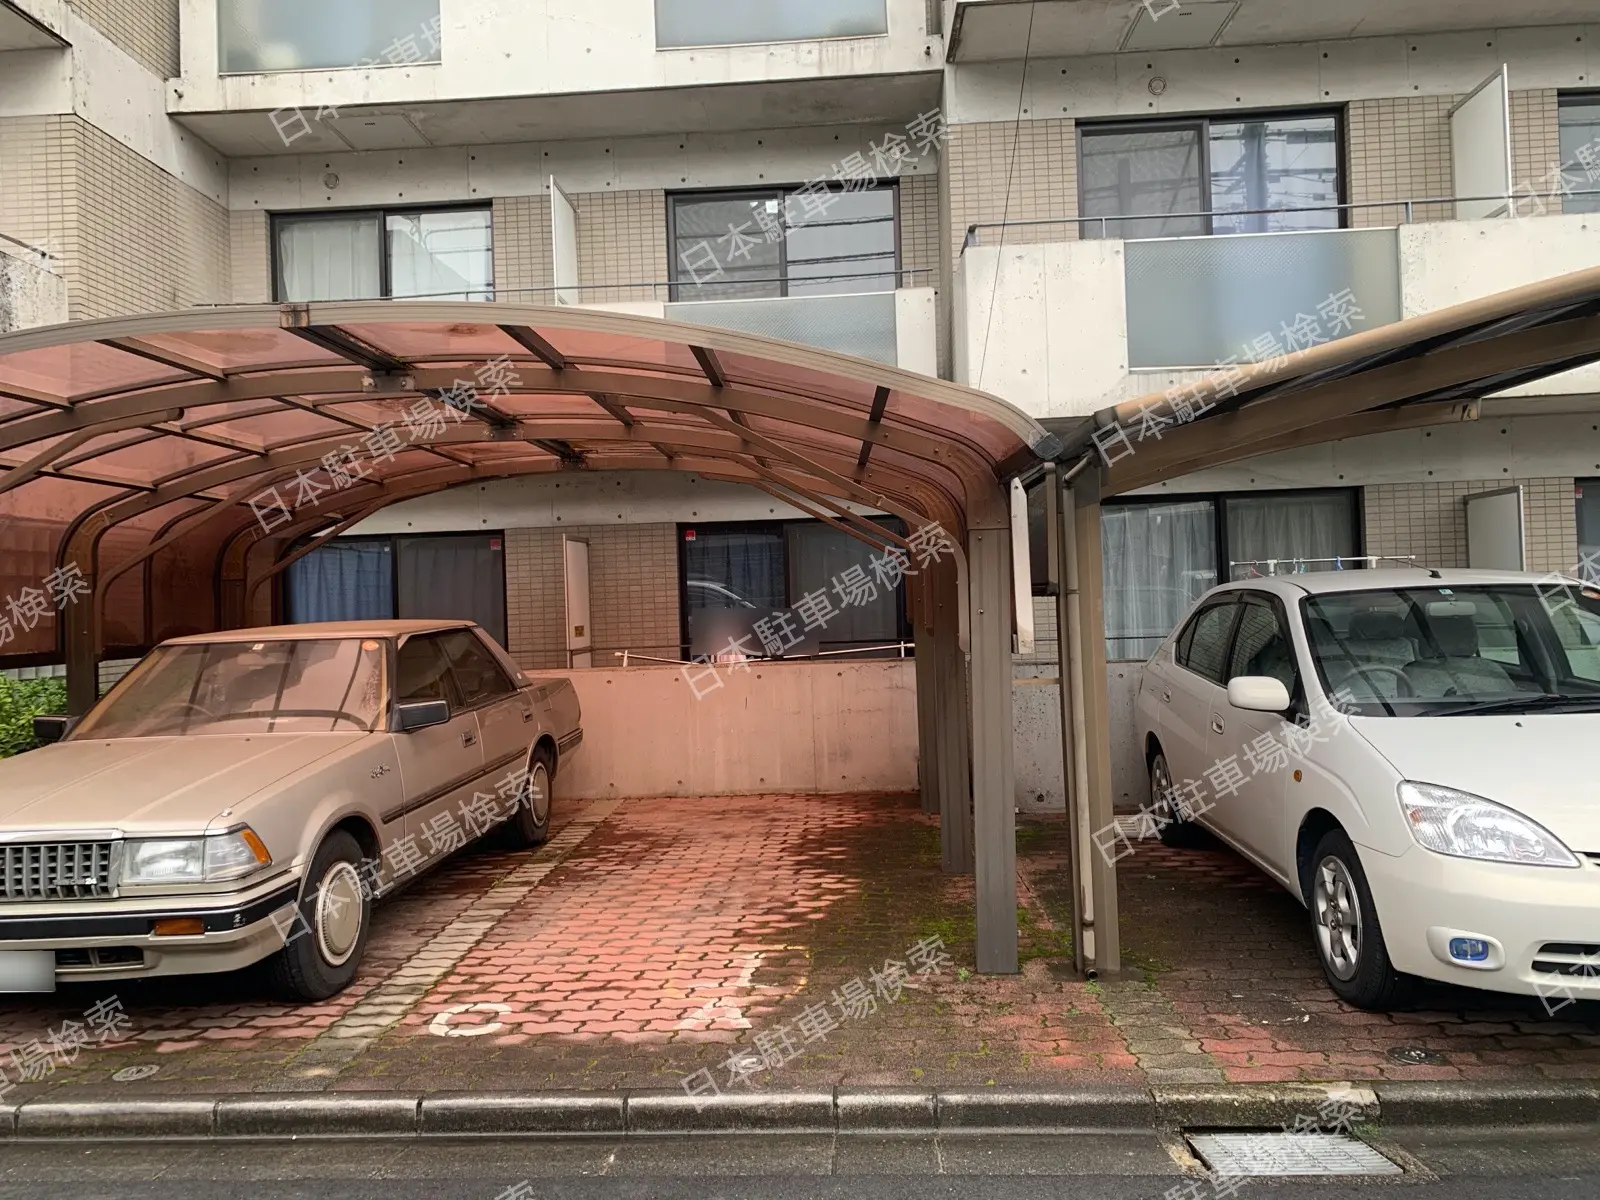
[563,536,592,669]
[1466,487,1525,571]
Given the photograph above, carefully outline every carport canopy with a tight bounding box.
[0,301,1059,975]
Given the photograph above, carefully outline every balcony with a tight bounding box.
[171,0,940,155]
[954,202,1600,419]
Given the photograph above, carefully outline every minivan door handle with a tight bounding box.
[1210,715,1225,735]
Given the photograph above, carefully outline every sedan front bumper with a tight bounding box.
[1360,841,1600,1001]
[0,873,302,986]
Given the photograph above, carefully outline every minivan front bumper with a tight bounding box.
[0,874,301,986]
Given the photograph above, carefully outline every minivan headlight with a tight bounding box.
[1398,781,1579,868]
[123,828,272,884]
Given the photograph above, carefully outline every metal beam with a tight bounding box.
[969,521,1018,974]
[99,337,227,382]
[740,460,912,549]
[282,318,410,375]
[750,482,894,553]
[857,385,891,470]
[0,408,180,497]
[498,324,569,370]
[690,345,727,388]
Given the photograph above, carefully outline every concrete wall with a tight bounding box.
[0,240,66,331]
[553,659,918,799]
[175,0,939,113]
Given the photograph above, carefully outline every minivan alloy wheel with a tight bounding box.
[1313,854,1362,981]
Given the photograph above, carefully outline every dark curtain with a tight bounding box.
[396,535,508,647]
[286,541,393,624]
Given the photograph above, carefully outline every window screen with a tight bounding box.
[275,207,492,302]
[785,521,902,653]
[1208,115,1339,234]
[1559,97,1600,215]
[1080,126,1207,240]
[1578,479,1600,583]
[1101,500,1218,661]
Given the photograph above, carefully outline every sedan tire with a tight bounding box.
[504,746,553,848]
[1150,749,1205,848]
[265,829,370,1002]
[1308,828,1411,1011]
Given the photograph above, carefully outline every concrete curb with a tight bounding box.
[0,1082,1591,1139]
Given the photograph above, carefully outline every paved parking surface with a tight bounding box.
[0,793,1595,1101]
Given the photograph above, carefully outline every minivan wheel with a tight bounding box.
[1308,828,1411,1011]
[265,829,370,1002]
[1150,749,1204,848]
[505,747,553,849]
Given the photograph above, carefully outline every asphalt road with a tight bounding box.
[2,1124,1598,1198]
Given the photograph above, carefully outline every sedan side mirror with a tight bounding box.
[396,699,451,732]
[1227,676,1292,713]
[32,715,78,745]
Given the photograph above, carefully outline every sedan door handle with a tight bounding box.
[521,709,534,723]
[461,730,477,748]
[1161,689,1172,703]
[1211,715,1225,735]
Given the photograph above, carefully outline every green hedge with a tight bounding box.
[0,676,68,759]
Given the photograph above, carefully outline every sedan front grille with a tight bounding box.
[0,842,115,901]
[1532,942,1600,977]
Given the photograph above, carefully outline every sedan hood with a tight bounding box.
[1351,715,1600,852]
[0,734,367,833]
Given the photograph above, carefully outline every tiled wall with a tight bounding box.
[898,172,940,287]
[492,194,554,302]
[69,0,180,78]
[505,522,681,670]
[1509,88,1563,210]
[575,190,669,303]
[1346,96,1457,225]
[230,210,271,302]
[0,116,230,319]
[944,119,1078,262]
[1364,478,1579,573]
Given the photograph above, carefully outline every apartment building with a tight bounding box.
[1,0,1598,804]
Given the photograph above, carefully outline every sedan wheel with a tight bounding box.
[1306,828,1411,1011]
[1150,748,1203,848]
[313,860,365,969]
[265,829,371,1002]
[1312,855,1362,981]
[505,748,553,848]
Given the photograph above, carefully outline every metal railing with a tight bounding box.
[612,641,913,667]
[963,191,1600,249]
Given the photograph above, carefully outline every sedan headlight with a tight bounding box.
[1398,781,1579,868]
[123,828,272,884]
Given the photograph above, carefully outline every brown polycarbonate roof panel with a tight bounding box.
[0,341,187,402]
[334,320,522,363]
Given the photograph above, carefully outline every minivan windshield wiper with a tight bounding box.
[1419,693,1600,716]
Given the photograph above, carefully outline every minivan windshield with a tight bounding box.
[72,638,388,739]
[1301,582,1600,717]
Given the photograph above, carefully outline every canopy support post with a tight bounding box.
[1069,464,1121,977]
[932,557,972,874]
[970,522,1018,975]
[1050,463,1088,978]
[910,571,940,817]
[64,566,97,716]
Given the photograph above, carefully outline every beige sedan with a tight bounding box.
[0,620,582,1001]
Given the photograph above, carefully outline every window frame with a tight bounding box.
[675,517,911,658]
[392,631,466,711]
[439,628,518,709]
[1075,106,1349,238]
[1227,590,1306,711]
[1558,91,1600,213]
[270,203,495,302]
[281,529,510,648]
[665,182,902,301]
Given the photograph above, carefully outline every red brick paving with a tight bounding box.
[1,795,1596,1100]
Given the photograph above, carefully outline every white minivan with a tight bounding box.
[1135,568,1600,1010]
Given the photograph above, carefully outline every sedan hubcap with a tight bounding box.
[527,763,550,824]
[1150,755,1173,815]
[314,861,364,967]
[1313,855,1362,981]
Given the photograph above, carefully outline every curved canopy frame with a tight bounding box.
[0,301,1058,675]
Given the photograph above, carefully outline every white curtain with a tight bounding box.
[275,215,381,302]
[387,211,492,301]
[1100,501,1218,662]
[1226,494,1355,578]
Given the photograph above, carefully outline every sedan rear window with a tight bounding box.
[74,638,387,738]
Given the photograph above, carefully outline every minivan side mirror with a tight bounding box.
[32,715,78,745]
[1227,676,1292,713]
[396,699,451,732]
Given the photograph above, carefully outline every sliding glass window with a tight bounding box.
[1080,111,1341,239]
[1559,94,1600,214]
[668,185,898,302]
[273,207,492,302]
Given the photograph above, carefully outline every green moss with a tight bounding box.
[0,676,67,759]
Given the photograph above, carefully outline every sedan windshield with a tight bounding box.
[73,638,388,738]
[1302,583,1600,717]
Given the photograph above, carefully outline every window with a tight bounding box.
[1228,597,1299,695]
[396,634,460,706]
[1578,479,1600,582]
[1559,95,1600,215]
[286,533,508,647]
[1102,489,1359,661]
[273,207,492,302]
[220,0,441,73]
[669,186,898,301]
[440,630,515,706]
[1177,601,1238,684]
[680,519,907,659]
[1079,112,1341,238]
[655,0,886,48]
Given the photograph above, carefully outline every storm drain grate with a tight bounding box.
[1187,1133,1402,1177]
